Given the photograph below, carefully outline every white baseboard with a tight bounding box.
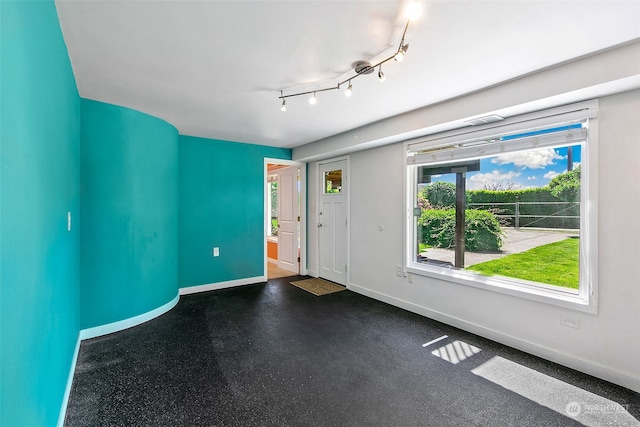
[180,275,266,295]
[348,283,640,394]
[78,276,266,341]
[267,258,277,264]
[58,278,266,424]
[57,334,81,427]
[79,293,180,340]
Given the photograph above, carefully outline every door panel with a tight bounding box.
[277,166,299,273]
[319,160,348,285]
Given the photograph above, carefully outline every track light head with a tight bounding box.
[395,44,409,62]
[309,92,317,105]
[345,81,352,97]
[378,65,386,83]
[279,91,287,111]
[406,1,423,20]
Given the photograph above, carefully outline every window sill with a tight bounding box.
[406,263,597,314]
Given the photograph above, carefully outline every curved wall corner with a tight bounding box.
[80,99,179,329]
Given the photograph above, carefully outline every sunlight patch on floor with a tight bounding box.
[472,356,639,426]
[430,340,481,364]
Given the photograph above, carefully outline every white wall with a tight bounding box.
[307,89,640,393]
[295,41,640,163]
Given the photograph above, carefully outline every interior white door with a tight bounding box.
[318,159,348,285]
[277,166,299,273]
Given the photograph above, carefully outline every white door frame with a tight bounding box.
[264,158,307,279]
[316,156,350,285]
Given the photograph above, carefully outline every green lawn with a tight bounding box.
[467,237,579,289]
[419,243,431,252]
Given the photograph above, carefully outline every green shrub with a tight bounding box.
[465,210,503,251]
[418,209,455,248]
[418,209,503,251]
[548,167,581,202]
[421,182,457,208]
[467,187,580,229]
[468,187,557,204]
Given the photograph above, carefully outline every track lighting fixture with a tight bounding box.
[278,1,422,110]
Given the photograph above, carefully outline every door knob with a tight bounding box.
[318,223,323,227]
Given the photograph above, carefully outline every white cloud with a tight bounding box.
[491,148,564,169]
[543,171,559,180]
[468,170,522,190]
[527,175,537,181]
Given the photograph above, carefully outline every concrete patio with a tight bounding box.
[422,228,579,268]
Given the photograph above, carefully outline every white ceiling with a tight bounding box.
[56,0,640,149]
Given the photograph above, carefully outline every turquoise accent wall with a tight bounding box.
[0,1,81,426]
[178,136,291,288]
[1,1,290,422]
[80,100,179,329]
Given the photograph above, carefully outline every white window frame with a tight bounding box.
[403,100,599,314]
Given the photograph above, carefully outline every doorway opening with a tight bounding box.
[265,159,306,280]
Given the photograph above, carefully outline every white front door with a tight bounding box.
[277,166,299,273]
[318,159,348,285]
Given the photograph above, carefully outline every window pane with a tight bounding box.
[414,144,581,291]
[324,170,342,194]
[270,181,278,236]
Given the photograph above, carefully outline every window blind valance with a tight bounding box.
[406,100,597,166]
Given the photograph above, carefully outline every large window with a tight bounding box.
[405,101,598,311]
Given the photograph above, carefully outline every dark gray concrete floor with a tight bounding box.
[65,276,640,426]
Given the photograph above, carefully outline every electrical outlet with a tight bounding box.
[213,247,219,257]
[561,313,580,329]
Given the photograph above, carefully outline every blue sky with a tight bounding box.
[432,144,581,190]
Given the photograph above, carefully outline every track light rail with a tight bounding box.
[278,1,421,107]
